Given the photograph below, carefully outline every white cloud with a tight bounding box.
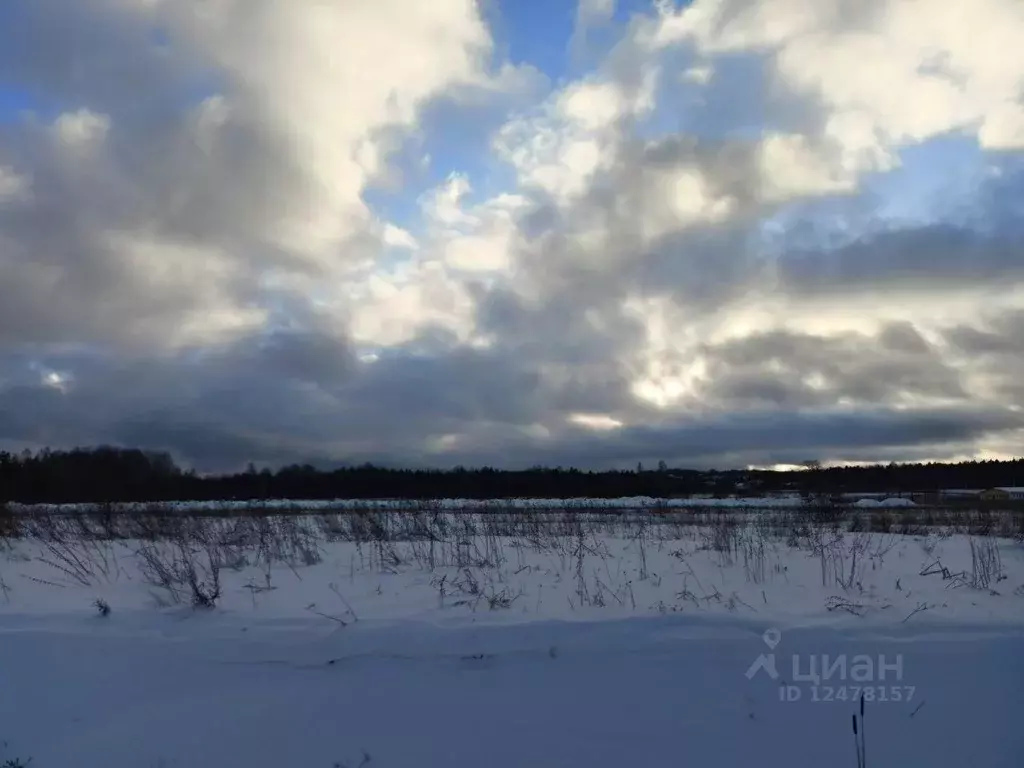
[655,0,1024,172]
[0,166,30,204]
[680,65,713,84]
[345,259,480,347]
[52,109,111,147]
[979,102,1024,150]
[559,80,629,130]
[158,0,499,260]
[578,0,617,25]
[569,412,623,430]
[443,233,512,273]
[0,0,511,349]
[758,133,859,200]
[494,74,654,204]
[420,173,476,227]
[437,190,529,273]
[382,224,419,250]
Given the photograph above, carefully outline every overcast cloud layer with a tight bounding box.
[1,0,1023,472]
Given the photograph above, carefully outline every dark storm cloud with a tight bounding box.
[0,324,633,470]
[775,222,1024,297]
[941,309,1024,410]
[2,314,1018,472]
[763,155,1024,300]
[944,309,1024,357]
[422,404,1024,470]
[694,325,966,409]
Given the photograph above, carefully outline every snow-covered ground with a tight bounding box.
[1,508,1022,766]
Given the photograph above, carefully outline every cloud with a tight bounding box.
[0,0,508,347]
[692,324,967,410]
[4,323,1018,472]
[0,0,1022,472]
[774,221,1024,297]
[656,0,1024,156]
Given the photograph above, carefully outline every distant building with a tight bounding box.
[980,487,1024,501]
[936,489,984,500]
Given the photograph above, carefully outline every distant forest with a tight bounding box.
[1,446,1023,504]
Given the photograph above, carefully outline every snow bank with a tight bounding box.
[854,497,916,508]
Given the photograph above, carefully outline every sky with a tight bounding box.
[0,0,1023,473]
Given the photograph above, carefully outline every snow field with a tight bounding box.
[1,504,1022,766]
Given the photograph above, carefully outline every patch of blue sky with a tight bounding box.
[568,0,664,73]
[363,100,517,242]
[609,0,665,27]
[756,132,998,257]
[0,5,63,124]
[486,0,667,84]
[0,84,59,123]
[861,132,991,227]
[366,83,551,242]
[485,0,577,83]
[367,1,666,237]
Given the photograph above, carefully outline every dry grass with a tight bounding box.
[1,500,1019,613]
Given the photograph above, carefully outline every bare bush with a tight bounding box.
[699,514,739,565]
[825,596,865,616]
[137,540,222,608]
[969,538,1005,590]
[484,585,523,610]
[22,515,121,587]
[0,503,21,544]
[740,529,767,584]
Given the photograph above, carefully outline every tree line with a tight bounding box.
[1,446,1022,504]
